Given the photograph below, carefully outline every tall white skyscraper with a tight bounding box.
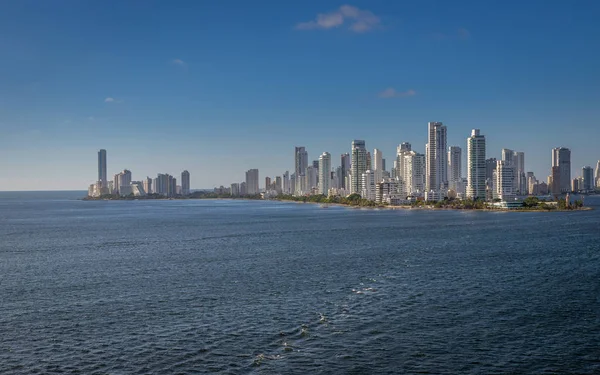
[448,146,462,192]
[373,148,383,174]
[351,140,367,195]
[361,170,376,201]
[98,149,107,189]
[181,170,190,195]
[426,122,447,192]
[496,160,516,201]
[318,152,331,195]
[467,129,486,199]
[403,151,426,196]
[395,142,412,184]
[595,160,600,188]
[552,147,571,193]
[245,169,259,195]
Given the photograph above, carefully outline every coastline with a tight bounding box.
[82,195,593,212]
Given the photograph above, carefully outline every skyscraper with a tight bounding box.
[426,122,447,192]
[318,152,331,195]
[245,169,259,195]
[582,166,594,191]
[351,140,367,195]
[395,142,412,186]
[265,177,271,191]
[467,129,486,200]
[514,151,526,194]
[98,149,107,189]
[282,171,290,194]
[295,147,308,179]
[341,153,350,189]
[373,148,383,183]
[181,170,190,195]
[596,161,600,188]
[448,146,462,192]
[496,160,516,201]
[485,158,497,181]
[552,147,571,193]
[403,151,426,196]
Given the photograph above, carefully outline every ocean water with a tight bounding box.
[1,191,599,374]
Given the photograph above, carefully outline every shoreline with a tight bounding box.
[82,196,593,212]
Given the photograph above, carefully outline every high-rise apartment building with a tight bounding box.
[403,151,426,196]
[245,169,259,195]
[231,183,240,196]
[294,147,308,192]
[98,149,107,189]
[361,170,376,201]
[181,170,190,195]
[373,148,383,183]
[341,153,350,189]
[395,142,412,185]
[426,122,447,192]
[550,166,561,195]
[448,146,462,192]
[318,152,331,195]
[282,171,290,194]
[485,158,497,181]
[143,177,152,195]
[467,129,486,199]
[240,181,247,196]
[265,177,271,191]
[305,165,317,192]
[552,147,571,193]
[351,140,367,195]
[595,161,600,188]
[582,166,594,191]
[496,160,516,201]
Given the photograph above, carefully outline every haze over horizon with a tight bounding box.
[1,0,599,191]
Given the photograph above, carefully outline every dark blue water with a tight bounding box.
[1,191,599,374]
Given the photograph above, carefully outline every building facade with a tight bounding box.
[426,122,447,193]
[245,169,259,195]
[448,146,462,192]
[318,152,331,195]
[351,140,367,195]
[98,149,107,189]
[181,170,190,195]
[552,147,571,193]
[467,129,486,200]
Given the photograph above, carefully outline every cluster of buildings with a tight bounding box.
[225,122,599,205]
[87,149,190,197]
[89,123,599,204]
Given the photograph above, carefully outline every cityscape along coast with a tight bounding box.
[87,122,600,211]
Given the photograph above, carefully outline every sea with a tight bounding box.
[1,191,599,374]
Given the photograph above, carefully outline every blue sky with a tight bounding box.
[0,0,599,190]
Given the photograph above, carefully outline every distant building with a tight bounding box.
[341,153,351,189]
[295,147,308,195]
[98,149,107,190]
[376,178,398,204]
[265,177,271,192]
[240,181,247,196]
[231,183,240,196]
[318,152,331,195]
[467,129,486,200]
[426,122,447,193]
[496,160,516,201]
[143,177,152,195]
[181,170,190,195]
[361,170,376,201]
[245,169,259,195]
[403,151,426,197]
[485,158,497,182]
[551,166,561,196]
[572,178,580,193]
[282,171,290,194]
[552,147,571,193]
[448,146,462,192]
[351,140,367,195]
[582,166,594,191]
[596,161,600,188]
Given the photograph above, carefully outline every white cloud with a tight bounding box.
[378,88,416,98]
[296,5,381,33]
[171,59,187,67]
[104,97,115,103]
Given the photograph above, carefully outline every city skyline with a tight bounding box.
[1,1,600,190]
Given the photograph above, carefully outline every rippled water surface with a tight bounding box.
[1,191,599,374]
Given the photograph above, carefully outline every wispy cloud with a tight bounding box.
[433,28,471,41]
[104,97,123,104]
[378,88,416,99]
[171,58,187,68]
[296,5,381,33]
[88,116,95,121]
